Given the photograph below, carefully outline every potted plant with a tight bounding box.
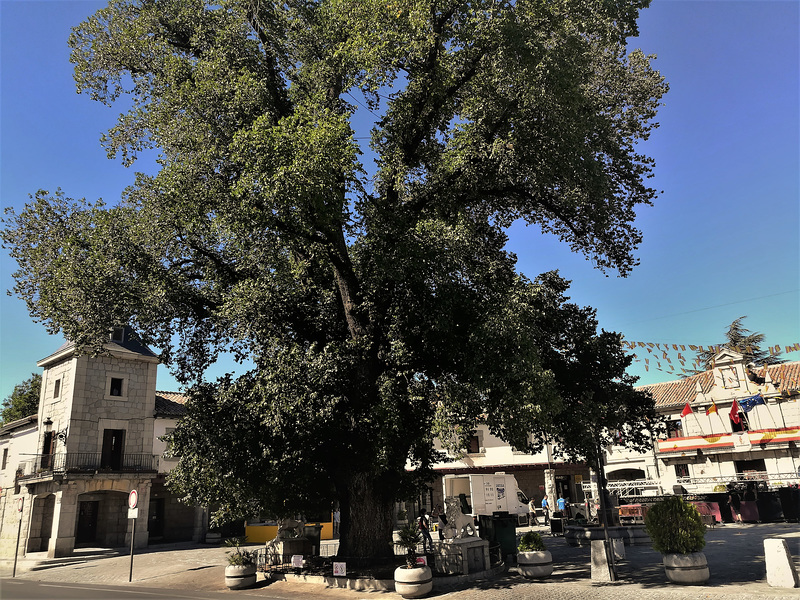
[645,496,709,585]
[517,531,553,578]
[394,522,432,598]
[224,537,258,589]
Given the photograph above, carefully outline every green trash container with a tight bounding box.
[491,511,517,560]
[478,512,517,563]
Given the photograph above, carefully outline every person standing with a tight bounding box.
[528,498,539,527]
[541,494,550,525]
[418,508,434,553]
[433,504,447,540]
[332,508,340,538]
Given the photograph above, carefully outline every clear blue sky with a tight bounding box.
[1,0,798,400]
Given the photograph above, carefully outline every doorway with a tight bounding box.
[101,429,125,470]
[76,501,99,544]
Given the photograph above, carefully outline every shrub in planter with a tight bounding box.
[645,496,709,585]
[224,537,258,589]
[517,531,552,578]
[394,522,432,598]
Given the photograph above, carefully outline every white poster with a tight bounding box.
[333,562,346,576]
[291,554,304,568]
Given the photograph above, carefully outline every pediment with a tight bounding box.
[710,349,744,367]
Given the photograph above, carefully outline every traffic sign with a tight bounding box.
[128,489,138,509]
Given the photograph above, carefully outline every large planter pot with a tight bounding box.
[663,552,709,585]
[225,564,257,589]
[518,550,553,578]
[394,565,433,598]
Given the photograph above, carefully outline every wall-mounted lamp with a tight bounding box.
[43,417,53,432]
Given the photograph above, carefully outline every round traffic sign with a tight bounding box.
[17,497,24,512]
[128,489,138,509]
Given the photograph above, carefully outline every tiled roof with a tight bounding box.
[39,326,157,365]
[638,361,800,409]
[154,391,188,418]
[762,361,800,394]
[0,415,37,436]
[639,371,714,409]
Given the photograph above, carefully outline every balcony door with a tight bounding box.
[101,429,125,470]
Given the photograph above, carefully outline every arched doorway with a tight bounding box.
[26,494,56,553]
[75,491,128,548]
[607,468,646,481]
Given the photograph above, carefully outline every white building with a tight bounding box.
[601,350,800,509]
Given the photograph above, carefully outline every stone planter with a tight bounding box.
[394,565,433,598]
[225,564,257,589]
[663,552,710,585]
[205,531,222,544]
[517,550,553,578]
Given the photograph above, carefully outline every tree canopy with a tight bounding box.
[695,316,786,372]
[1,373,41,426]
[2,0,666,557]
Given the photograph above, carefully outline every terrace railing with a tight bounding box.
[18,452,157,479]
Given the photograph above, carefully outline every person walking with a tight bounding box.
[528,498,539,527]
[418,508,434,553]
[541,494,550,525]
[556,493,566,515]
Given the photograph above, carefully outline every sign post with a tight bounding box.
[128,490,138,582]
[12,497,24,578]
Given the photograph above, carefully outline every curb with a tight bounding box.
[265,562,506,592]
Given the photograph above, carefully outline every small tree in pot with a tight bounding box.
[645,496,709,585]
[224,537,258,589]
[517,531,553,578]
[394,522,432,598]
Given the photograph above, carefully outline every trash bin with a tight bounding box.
[478,512,517,561]
[549,512,563,536]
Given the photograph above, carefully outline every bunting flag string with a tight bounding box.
[624,339,800,383]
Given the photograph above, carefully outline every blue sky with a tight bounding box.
[1,0,798,400]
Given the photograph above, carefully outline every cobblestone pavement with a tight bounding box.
[1,522,798,599]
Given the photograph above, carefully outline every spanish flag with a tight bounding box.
[706,401,718,416]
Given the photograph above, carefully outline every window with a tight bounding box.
[467,435,481,454]
[105,375,127,400]
[731,413,748,433]
[109,378,124,397]
[111,327,125,343]
[53,378,61,399]
[666,419,683,439]
[2,448,8,470]
[674,463,690,478]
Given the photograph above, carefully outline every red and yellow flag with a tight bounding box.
[706,401,718,416]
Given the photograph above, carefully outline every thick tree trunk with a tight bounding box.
[337,471,396,559]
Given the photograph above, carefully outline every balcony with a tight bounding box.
[18,452,157,481]
[656,426,800,456]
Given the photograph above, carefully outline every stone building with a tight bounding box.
[0,328,200,559]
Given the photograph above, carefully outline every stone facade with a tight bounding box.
[0,329,202,560]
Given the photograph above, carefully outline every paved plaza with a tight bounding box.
[1,522,798,599]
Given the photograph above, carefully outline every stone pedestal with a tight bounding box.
[435,537,490,575]
[267,537,309,564]
[764,538,800,588]
[590,539,616,582]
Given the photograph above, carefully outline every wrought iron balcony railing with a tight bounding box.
[18,452,157,479]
